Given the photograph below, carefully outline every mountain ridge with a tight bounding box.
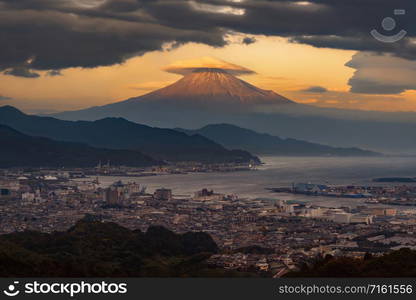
[0,124,160,168]
[0,106,260,164]
[177,124,381,157]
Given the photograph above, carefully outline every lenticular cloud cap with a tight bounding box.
[163,56,256,76]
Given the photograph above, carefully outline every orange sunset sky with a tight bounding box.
[1,36,416,114]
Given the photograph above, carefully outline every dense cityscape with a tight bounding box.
[2,167,416,277]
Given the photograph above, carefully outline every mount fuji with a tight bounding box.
[54,66,295,122]
[52,59,416,154]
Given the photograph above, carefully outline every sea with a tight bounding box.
[94,156,416,210]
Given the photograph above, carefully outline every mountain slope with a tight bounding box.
[52,69,294,120]
[133,69,294,108]
[0,106,260,164]
[0,218,252,277]
[0,125,159,168]
[177,124,381,157]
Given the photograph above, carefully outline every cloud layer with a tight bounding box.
[0,95,12,101]
[1,0,415,78]
[301,86,328,93]
[346,52,416,94]
[163,56,255,76]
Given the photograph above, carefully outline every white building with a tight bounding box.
[350,215,373,225]
[332,213,352,224]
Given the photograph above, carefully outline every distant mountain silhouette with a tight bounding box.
[177,124,380,156]
[50,69,416,154]
[0,124,159,168]
[0,106,259,164]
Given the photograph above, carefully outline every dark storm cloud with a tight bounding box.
[301,86,328,93]
[242,37,256,45]
[0,0,227,77]
[4,67,40,78]
[46,70,63,76]
[1,0,416,77]
[144,0,416,59]
[100,0,146,12]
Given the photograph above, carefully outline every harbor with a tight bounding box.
[268,182,416,206]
